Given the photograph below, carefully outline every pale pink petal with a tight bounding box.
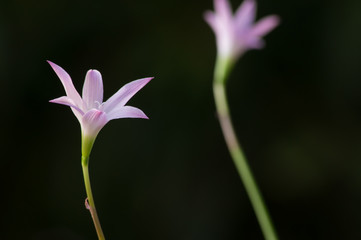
[204,0,279,59]
[107,106,148,121]
[102,77,153,113]
[214,0,234,41]
[235,0,256,30]
[82,70,103,110]
[215,0,233,19]
[250,15,280,37]
[245,37,265,49]
[50,96,85,115]
[81,109,108,138]
[47,61,83,109]
[204,11,218,32]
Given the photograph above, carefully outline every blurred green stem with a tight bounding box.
[82,155,105,240]
[213,57,278,240]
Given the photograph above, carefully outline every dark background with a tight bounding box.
[1,0,361,239]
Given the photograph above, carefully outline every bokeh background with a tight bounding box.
[1,0,361,239]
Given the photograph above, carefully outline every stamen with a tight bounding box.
[98,102,105,111]
[94,101,101,109]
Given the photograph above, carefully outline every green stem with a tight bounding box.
[82,156,105,240]
[213,58,278,240]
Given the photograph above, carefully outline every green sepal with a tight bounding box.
[81,134,96,165]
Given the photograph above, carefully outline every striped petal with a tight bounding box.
[102,77,153,113]
[107,106,148,121]
[50,96,85,115]
[47,61,83,110]
[82,70,104,110]
[81,109,108,139]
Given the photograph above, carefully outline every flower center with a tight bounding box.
[93,101,102,109]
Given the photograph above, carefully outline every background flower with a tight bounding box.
[205,0,279,60]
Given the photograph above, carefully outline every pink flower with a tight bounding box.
[48,61,152,154]
[205,0,279,60]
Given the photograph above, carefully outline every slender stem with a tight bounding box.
[82,156,105,240]
[213,58,278,240]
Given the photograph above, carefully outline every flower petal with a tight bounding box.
[107,106,148,121]
[81,109,108,139]
[102,77,153,113]
[82,70,103,110]
[47,61,83,109]
[235,0,256,31]
[50,96,85,115]
[205,9,233,58]
[250,15,280,37]
[245,36,265,49]
[204,11,218,32]
[215,0,233,19]
[214,0,234,40]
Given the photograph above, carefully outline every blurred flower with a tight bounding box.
[205,0,279,61]
[48,61,152,155]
